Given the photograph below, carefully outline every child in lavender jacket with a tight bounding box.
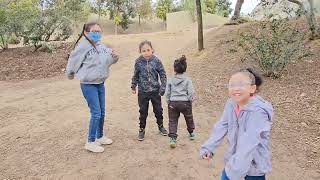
[200,68,273,180]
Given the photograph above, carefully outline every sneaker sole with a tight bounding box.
[85,149,104,153]
[170,144,177,148]
[138,137,144,141]
[160,132,168,136]
[99,143,113,145]
[97,142,113,145]
[84,147,104,153]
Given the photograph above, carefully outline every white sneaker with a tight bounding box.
[96,136,113,145]
[85,142,104,153]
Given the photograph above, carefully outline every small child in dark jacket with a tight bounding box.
[131,40,168,141]
[165,55,195,148]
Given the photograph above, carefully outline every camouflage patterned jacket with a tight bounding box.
[131,55,167,95]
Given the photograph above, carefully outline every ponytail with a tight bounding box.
[246,68,263,88]
[236,68,263,93]
[174,55,187,74]
[71,24,86,50]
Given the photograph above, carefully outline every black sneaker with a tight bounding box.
[138,128,145,141]
[158,126,168,136]
[189,132,196,140]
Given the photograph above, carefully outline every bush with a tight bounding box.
[119,13,130,30]
[216,0,232,17]
[0,35,8,49]
[225,16,255,25]
[39,42,57,53]
[2,0,87,51]
[238,19,311,78]
[7,33,20,44]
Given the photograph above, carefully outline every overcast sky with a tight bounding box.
[152,0,260,15]
[231,0,260,15]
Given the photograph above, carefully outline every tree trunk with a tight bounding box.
[0,35,8,50]
[115,25,118,35]
[231,0,244,20]
[139,15,141,25]
[196,0,204,51]
[288,0,320,40]
[308,0,320,39]
[163,20,166,30]
[109,11,114,20]
[98,5,101,22]
[33,44,42,52]
[114,6,118,36]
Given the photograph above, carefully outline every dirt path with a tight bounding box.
[0,30,318,180]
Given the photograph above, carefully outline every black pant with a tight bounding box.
[168,101,195,139]
[138,91,164,129]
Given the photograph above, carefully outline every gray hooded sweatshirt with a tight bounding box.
[165,74,194,103]
[66,39,118,84]
[200,96,273,180]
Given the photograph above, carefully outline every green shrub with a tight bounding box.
[39,42,57,53]
[238,19,311,78]
[7,33,20,44]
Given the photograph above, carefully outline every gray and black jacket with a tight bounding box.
[131,55,167,95]
[165,74,194,103]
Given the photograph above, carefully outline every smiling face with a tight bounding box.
[228,72,256,106]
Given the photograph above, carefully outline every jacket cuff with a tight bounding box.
[199,148,213,158]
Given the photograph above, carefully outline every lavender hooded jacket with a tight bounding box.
[200,96,273,179]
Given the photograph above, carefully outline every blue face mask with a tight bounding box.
[88,32,102,43]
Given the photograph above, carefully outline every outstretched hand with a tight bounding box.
[67,73,74,80]
[111,49,119,61]
[201,153,213,160]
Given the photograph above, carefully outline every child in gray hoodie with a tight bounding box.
[165,55,195,148]
[200,68,273,180]
[66,22,119,153]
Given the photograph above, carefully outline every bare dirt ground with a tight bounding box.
[0,23,319,180]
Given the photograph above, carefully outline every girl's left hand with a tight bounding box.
[112,53,119,59]
[111,49,119,62]
[67,73,74,80]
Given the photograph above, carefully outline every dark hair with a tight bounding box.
[238,68,263,92]
[84,22,100,32]
[139,40,153,53]
[174,55,187,74]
